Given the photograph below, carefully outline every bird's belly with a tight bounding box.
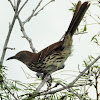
[41,48,72,73]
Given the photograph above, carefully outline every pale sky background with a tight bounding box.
[0,0,100,99]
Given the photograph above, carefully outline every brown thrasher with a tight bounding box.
[7,1,90,82]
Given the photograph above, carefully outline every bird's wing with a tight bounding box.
[38,41,63,61]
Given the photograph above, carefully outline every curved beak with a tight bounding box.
[6,56,15,61]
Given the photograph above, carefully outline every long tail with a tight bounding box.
[65,1,90,37]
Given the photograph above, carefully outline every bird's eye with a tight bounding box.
[16,53,20,57]
[20,52,26,58]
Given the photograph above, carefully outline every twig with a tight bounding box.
[23,0,54,24]
[8,0,36,52]
[18,0,29,13]
[21,67,29,78]
[8,0,15,10]
[0,0,21,65]
[95,68,100,100]
[60,32,88,41]
[68,88,81,100]
[39,82,93,94]
[6,47,15,50]
[23,0,43,24]
[95,76,99,100]
[33,0,55,16]
[26,55,100,98]
[18,18,36,52]
[53,82,93,89]
[88,11,100,24]
[56,83,82,100]
[74,32,88,35]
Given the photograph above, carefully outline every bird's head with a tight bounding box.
[7,51,34,65]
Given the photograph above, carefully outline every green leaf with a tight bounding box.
[83,25,87,31]
[91,35,96,41]
[0,74,3,82]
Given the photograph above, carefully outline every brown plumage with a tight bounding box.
[7,1,90,80]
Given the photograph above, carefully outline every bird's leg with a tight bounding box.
[57,64,65,70]
[36,72,52,88]
[43,73,52,88]
[36,72,43,78]
[36,73,51,92]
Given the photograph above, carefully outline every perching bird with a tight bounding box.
[7,1,90,83]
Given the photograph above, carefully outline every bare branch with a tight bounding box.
[50,82,93,90]
[60,32,88,41]
[7,0,56,53]
[8,0,36,52]
[22,82,92,99]
[6,47,15,50]
[18,18,36,52]
[52,82,82,99]
[23,0,54,24]
[74,32,88,35]
[36,81,93,95]
[18,0,29,13]
[34,0,55,16]
[0,0,21,65]
[23,0,43,24]
[8,0,15,10]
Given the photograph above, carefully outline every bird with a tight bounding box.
[7,1,90,84]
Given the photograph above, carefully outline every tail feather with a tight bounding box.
[67,1,81,33]
[65,1,90,36]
